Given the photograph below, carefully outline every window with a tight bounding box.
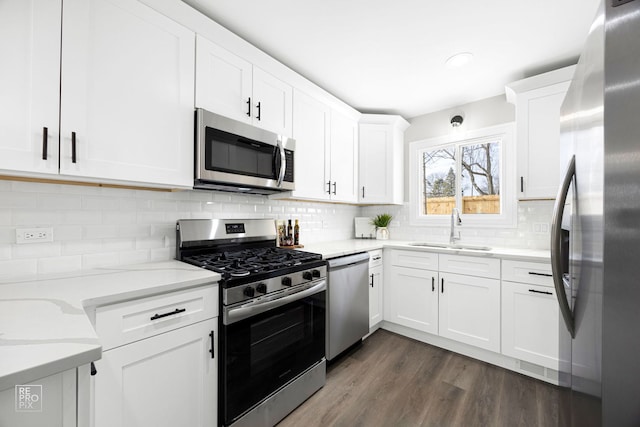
[409,123,516,227]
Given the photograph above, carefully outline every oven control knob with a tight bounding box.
[281,277,292,287]
[312,269,321,278]
[243,286,255,298]
[256,283,267,294]
[302,271,313,281]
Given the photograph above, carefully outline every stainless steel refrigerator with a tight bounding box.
[551,0,640,425]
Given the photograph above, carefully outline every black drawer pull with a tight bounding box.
[209,330,215,359]
[520,176,524,192]
[150,308,186,321]
[441,278,444,293]
[42,127,48,160]
[370,274,374,287]
[528,272,553,277]
[90,362,97,376]
[432,277,435,292]
[529,289,553,295]
[71,131,77,163]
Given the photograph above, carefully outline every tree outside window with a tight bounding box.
[422,140,501,215]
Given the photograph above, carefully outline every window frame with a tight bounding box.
[409,123,517,228]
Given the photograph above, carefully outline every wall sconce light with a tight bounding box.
[450,114,464,127]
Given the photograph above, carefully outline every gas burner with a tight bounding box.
[230,271,250,277]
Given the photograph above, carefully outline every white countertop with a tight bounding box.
[301,239,550,262]
[0,261,220,392]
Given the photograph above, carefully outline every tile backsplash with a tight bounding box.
[0,180,357,279]
[0,180,552,280]
[360,200,554,250]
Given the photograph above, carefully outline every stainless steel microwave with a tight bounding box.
[194,108,295,194]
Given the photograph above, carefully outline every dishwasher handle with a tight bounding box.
[326,252,370,269]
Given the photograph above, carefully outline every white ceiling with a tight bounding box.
[183,0,601,119]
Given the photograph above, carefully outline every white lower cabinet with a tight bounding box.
[0,369,76,427]
[501,260,569,371]
[90,285,219,427]
[368,250,383,328]
[438,272,500,352]
[94,318,217,427]
[385,265,438,334]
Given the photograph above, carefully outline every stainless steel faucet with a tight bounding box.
[450,208,462,244]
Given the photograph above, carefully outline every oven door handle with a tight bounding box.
[224,280,326,325]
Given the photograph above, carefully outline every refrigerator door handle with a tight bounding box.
[551,155,576,338]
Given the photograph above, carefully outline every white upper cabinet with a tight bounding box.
[289,89,331,200]
[359,114,409,204]
[282,89,358,203]
[195,35,293,136]
[252,67,293,136]
[60,0,195,187]
[506,66,575,200]
[195,36,253,125]
[0,0,62,175]
[0,0,195,188]
[329,110,358,203]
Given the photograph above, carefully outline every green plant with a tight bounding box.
[371,213,393,228]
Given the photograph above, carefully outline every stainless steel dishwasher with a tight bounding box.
[326,252,370,361]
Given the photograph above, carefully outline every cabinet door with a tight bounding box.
[252,67,292,136]
[369,264,383,327]
[59,0,195,187]
[0,369,76,427]
[0,0,61,175]
[94,319,217,427]
[517,82,571,199]
[290,89,330,200]
[384,266,438,334]
[359,123,392,203]
[329,110,358,203]
[502,281,569,370]
[195,35,252,124]
[439,272,500,352]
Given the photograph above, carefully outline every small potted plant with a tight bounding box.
[371,213,393,240]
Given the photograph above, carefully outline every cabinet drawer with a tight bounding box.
[369,250,383,268]
[389,249,438,270]
[438,254,500,279]
[502,260,553,287]
[96,285,218,350]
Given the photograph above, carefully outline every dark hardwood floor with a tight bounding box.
[278,329,566,427]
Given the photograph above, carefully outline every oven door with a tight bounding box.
[196,109,294,191]
[221,280,325,426]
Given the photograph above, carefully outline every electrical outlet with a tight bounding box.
[533,223,550,234]
[16,227,54,244]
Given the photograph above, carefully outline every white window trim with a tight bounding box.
[409,122,517,228]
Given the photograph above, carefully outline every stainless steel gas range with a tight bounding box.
[176,219,327,427]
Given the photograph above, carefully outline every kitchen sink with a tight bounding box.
[409,242,492,251]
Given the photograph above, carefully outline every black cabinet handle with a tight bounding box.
[441,278,444,293]
[326,181,332,194]
[529,289,553,295]
[90,362,97,376]
[362,186,365,198]
[528,272,553,277]
[256,101,261,121]
[246,97,251,117]
[432,277,435,292]
[150,308,186,321]
[209,330,215,359]
[370,274,374,287]
[332,182,336,195]
[520,176,524,192]
[71,132,77,163]
[42,127,48,160]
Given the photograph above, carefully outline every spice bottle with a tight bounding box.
[294,219,300,245]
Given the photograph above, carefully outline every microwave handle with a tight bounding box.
[276,138,286,187]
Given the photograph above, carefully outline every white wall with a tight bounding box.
[0,180,358,280]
